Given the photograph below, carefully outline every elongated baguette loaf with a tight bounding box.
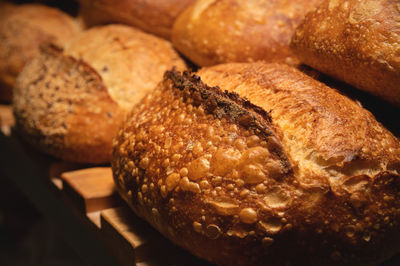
[112,62,400,265]
[291,0,400,106]
[13,25,186,163]
[172,0,323,66]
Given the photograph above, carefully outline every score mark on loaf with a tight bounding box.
[112,62,400,265]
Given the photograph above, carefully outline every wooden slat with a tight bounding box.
[49,161,85,190]
[87,211,102,228]
[61,167,122,213]
[100,208,211,266]
[0,104,14,136]
[101,207,153,264]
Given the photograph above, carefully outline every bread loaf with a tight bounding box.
[112,62,400,265]
[13,25,186,163]
[78,0,196,39]
[0,3,81,102]
[171,0,323,66]
[291,0,400,106]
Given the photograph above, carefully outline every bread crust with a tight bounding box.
[78,0,196,39]
[113,62,400,265]
[0,3,81,102]
[291,0,400,106]
[171,0,323,66]
[13,45,123,163]
[63,25,187,110]
[13,25,186,163]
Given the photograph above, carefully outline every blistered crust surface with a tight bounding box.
[113,66,400,265]
[78,0,196,39]
[291,0,400,106]
[197,63,400,181]
[64,25,186,109]
[13,46,124,163]
[172,0,323,66]
[0,3,81,99]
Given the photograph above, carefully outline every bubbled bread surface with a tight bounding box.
[113,63,400,265]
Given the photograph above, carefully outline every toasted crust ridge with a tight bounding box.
[164,69,293,174]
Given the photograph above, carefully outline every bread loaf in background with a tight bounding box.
[0,3,81,102]
[291,0,400,106]
[13,25,186,163]
[78,0,196,39]
[112,62,400,265]
[172,0,323,66]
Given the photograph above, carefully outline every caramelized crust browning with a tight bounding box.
[291,0,400,106]
[172,0,323,66]
[113,63,400,265]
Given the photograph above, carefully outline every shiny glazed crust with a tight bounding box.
[113,62,400,265]
[78,0,196,39]
[291,0,400,106]
[171,0,323,66]
[0,3,81,102]
[13,25,186,163]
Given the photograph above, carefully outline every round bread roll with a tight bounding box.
[0,3,81,102]
[112,62,400,265]
[171,0,323,66]
[291,0,400,107]
[78,0,196,39]
[13,25,186,163]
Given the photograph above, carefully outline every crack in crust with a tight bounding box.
[165,69,293,176]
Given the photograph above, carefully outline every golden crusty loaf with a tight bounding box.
[78,0,196,39]
[0,3,81,102]
[291,0,400,106]
[112,62,400,265]
[13,25,186,163]
[171,0,324,66]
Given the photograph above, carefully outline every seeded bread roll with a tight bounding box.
[171,0,323,66]
[0,3,81,103]
[112,62,400,265]
[78,0,196,39]
[291,0,400,106]
[13,25,186,163]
